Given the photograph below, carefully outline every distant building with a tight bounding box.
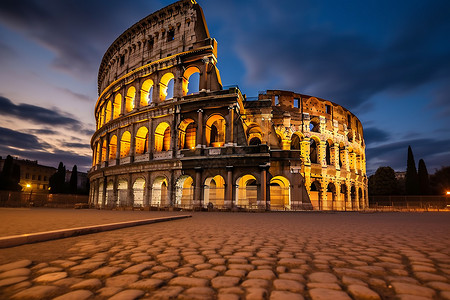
[395,171,406,180]
[65,170,89,191]
[0,157,56,193]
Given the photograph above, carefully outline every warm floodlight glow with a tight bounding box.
[26,184,31,188]
[446,191,450,195]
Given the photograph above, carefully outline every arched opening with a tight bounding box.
[309,117,320,132]
[175,175,194,208]
[120,131,131,158]
[247,125,262,146]
[109,135,117,161]
[117,179,128,207]
[95,142,101,165]
[326,140,332,166]
[204,175,225,208]
[206,115,226,147]
[101,140,107,162]
[160,73,174,101]
[133,178,145,207]
[182,66,201,95]
[236,175,258,208]
[340,184,348,211]
[105,101,112,123]
[99,107,105,128]
[125,86,136,113]
[154,122,171,152]
[249,137,261,145]
[351,186,356,210]
[291,133,302,150]
[358,187,363,209]
[310,138,319,164]
[178,119,196,150]
[270,176,290,210]
[152,176,168,207]
[327,182,336,210]
[106,181,114,207]
[141,79,154,106]
[310,180,322,210]
[347,130,353,142]
[113,93,122,119]
[135,126,149,155]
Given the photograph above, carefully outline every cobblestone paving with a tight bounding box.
[0,212,449,299]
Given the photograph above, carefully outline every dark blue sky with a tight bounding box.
[0,0,449,174]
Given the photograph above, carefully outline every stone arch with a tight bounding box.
[160,72,175,101]
[236,174,258,208]
[340,183,348,210]
[291,133,303,150]
[350,185,356,210]
[135,126,149,155]
[270,176,290,210]
[109,135,117,160]
[154,122,171,152]
[247,124,262,146]
[205,114,226,147]
[99,106,105,128]
[152,176,168,207]
[117,179,128,207]
[175,175,194,208]
[310,136,320,164]
[125,86,136,113]
[310,180,322,210]
[310,116,320,132]
[325,139,333,166]
[105,100,112,123]
[358,187,363,209]
[327,182,336,210]
[204,175,225,208]
[120,131,131,158]
[113,93,122,119]
[178,118,196,150]
[182,66,201,96]
[141,78,154,106]
[97,181,103,207]
[133,177,145,207]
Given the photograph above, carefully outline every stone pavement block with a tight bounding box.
[97,286,123,297]
[35,266,63,274]
[211,276,240,288]
[53,277,83,287]
[151,271,175,280]
[278,258,305,268]
[246,287,269,300]
[11,285,60,299]
[415,271,448,282]
[441,291,450,300]
[0,268,30,279]
[307,282,342,290]
[0,276,28,287]
[273,279,304,292]
[309,272,338,283]
[241,278,271,289]
[33,272,67,283]
[169,276,209,287]
[426,281,450,291]
[342,275,368,286]
[122,263,152,274]
[247,269,276,280]
[396,295,432,300]
[90,266,122,277]
[392,282,436,298]
[270,290,305,300]
[53,289,93,300]
[279,273,305,282]
[129,278,164,290]
[347,284,381,300]
[71,278,103,289]
[109,289,145,300]
[149,286,184,299]
[309,288,352,300]
[0,260,32,272]
[334,267,367,278]
[218,293,240,300]
[105,274,139,287]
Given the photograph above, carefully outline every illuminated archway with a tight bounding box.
[175,175,194,208]
[95,142,101,165]
[340,184,348,210]
[326,140,333,166]
[204,175,225,208]
[351,186,356,210]
[154,122,171,152]
[178,119,196,150]
[310,180,322,210]
[236,174,258,208]
[291,133,302,150]
[327,182,336,210]
[133,178,145,207]
[310,117,320,132]
[109,135,117,160]
[120,131,131,158]
[99,107,105,128]
[101,140,107,162]
[113,93,122,119]
[310,137,320,164]
[135,126,149,155]
[125,86,136,113]
[358,187,363,209]
[270,176,290,210]
[247,125,262,146]
[152,176,168,206]
[205,115,226,147]
[105,101,112,123]
[160,72,174,101]
[141,79,153,106]
[182,66,201,95]
[117,179,128,207]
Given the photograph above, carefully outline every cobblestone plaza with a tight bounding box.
[0,210,449,299]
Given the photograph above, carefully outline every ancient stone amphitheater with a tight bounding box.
[88,0,367,211]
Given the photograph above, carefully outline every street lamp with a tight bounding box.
[26,183,33,207]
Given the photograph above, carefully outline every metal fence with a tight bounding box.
[0,191,89,208]
[369,195,449,211]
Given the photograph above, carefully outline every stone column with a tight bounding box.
[194,167,202,209]
[146,171,152,207]
[102,177,107,208]
[116,129,121,164]
[130,124,136,161]
[196,109,203,148]
[301,139,311,166]
[225,166,233,208]
[128,174,133,207]
[120,89,126,116]
[134,82,141,110]
[259,165,268,210]
[104,133,110,167]
[148,118,153,157]
[319,141,327,167]
[226,106,234,146]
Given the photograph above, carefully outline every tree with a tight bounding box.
[430,166,450,195]
[69,165,78,194]
[405,146,419,195]
[369,166,398,195]
[49,162,66,194]
[0,155,21,191]
[418,159,430,195]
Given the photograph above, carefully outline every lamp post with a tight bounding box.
[26,184,33,207]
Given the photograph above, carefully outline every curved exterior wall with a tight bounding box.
[89,0,368,211]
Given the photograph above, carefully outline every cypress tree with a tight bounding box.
[69,165,78,194]
[418,159,430,195]
[405,146,419,195]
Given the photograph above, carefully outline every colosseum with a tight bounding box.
[88,0,368,211]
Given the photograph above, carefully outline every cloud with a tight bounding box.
[0,96,89,133]
[65,142,91,149]
[0,127,50,151]
[25,129,58,135]
[363,127,390,145]
[57,87,94,103]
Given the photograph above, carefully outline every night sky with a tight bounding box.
[0,0,449,174]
